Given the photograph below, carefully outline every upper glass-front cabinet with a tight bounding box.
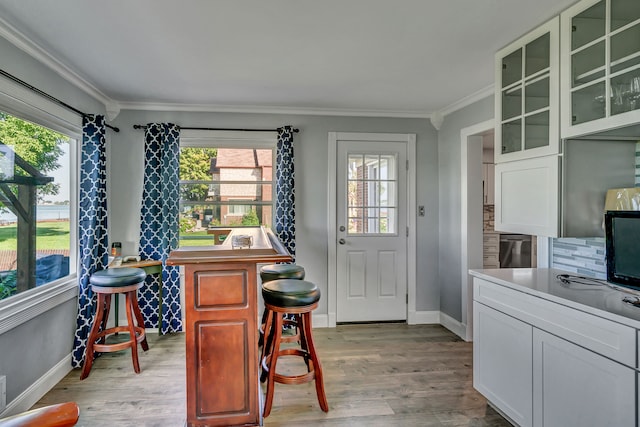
[561,0,640,138]
[495,17,560,163]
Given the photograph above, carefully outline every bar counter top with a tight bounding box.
[167,226,291,265]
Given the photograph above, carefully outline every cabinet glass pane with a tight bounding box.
[525,77,550,113]
[524,111,549,150]
[571,82,606,124]
[501,121,522,154]
[571,41,605,87]
[611,0,640,32]
[610,68,640,115]
[525,33,550,77]
[571,0,605,50]
[610,24,640,73]
[502,87,522,120]
[502,48,522,88]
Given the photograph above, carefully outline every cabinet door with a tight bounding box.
[561,0,640,138]
[494,155,559,237]
[495,17,560,162]
[474,302,533,427]
[533,329,635,427]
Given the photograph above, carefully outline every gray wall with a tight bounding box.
[109,111,440,314]
[437,96,494,321]
[0,36,105,408]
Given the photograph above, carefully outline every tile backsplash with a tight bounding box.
[551,141,640,278]
[483,205,494,231]
[551,238,606,279]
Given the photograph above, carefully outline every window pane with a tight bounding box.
[346,151,397,235]
[0,112,73,300]
[348,155,363,180]
[179,146,274,246]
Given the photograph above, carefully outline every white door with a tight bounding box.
[336,138,407,322]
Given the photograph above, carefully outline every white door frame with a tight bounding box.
[328,132,416,327]
[460,119,494,342]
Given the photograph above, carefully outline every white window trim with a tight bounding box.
[0,73,81,333]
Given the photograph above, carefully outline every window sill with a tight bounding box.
[0,276,78,335]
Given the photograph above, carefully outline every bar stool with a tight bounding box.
[259,264,305,348]
[80,267,149,380]
[260,279,329,417]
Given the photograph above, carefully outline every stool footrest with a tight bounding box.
[93,326,146,353]
[274,370,316,385]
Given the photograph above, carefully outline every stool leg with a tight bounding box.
[297,314,311,371]
[263,311,283,418]
[130,289,149,351]
[80,293,105,380]
[125,291,141,374]
[302,312,329,412]
[260,309,274,383]
[98,294,111,344]
[258,309,269,348]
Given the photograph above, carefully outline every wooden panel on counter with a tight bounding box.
[167,226,292,427]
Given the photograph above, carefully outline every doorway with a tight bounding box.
[327,132,416,326]
[460,120,494,341]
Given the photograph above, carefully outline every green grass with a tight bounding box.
[179,229,218,247]
[0,221,70,250]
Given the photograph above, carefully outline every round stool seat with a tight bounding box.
[262,279,320,308]
[89,268,146,287]
[260,264,305,282]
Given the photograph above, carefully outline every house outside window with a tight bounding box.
[179,131,276,247]
[0,112,75,301]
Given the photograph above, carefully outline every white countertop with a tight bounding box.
[469,268,640,328]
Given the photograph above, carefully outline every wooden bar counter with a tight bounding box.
[167,226,291,427]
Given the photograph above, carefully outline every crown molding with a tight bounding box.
[0,16,115,111]
[118,101,431,119]
[438,84,495,118]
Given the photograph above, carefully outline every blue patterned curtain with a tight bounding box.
[139,123,182,334]
[72,115,108,368]
[275,126,296,257]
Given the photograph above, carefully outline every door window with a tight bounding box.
[346,153,397,235]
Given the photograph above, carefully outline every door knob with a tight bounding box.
[338,238,346,245]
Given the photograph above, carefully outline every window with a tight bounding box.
[347,153,397,235]
[0,111,76,301]
[179,131,276,246]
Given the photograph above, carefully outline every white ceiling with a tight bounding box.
[0,0,578,118]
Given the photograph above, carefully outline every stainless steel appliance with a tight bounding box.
[499,234,532,268]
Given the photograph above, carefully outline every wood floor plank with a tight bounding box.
[34,324,511,426]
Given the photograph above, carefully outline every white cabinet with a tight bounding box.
[494,139,635,237]
[533,329,635,427]
[495,17,560,162]
[473,276,638,427]
[560,0,640,138]
[474,302,533,427]
[494,155,559,237]
[482,163,495,205]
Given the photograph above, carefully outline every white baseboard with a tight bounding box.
[439,312,467,340]
[312,313,329,328]
[1,354,72,417]
[407,310,440,325]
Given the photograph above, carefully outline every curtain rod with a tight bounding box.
[133,124,299,133]
[0,68,120,132]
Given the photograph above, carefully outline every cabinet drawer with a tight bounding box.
[483,262,500,269]
[483,253,499,265]
[474,278,636,367]
[483,233,500,246]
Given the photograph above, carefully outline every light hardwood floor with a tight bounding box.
[35,324,511,426]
